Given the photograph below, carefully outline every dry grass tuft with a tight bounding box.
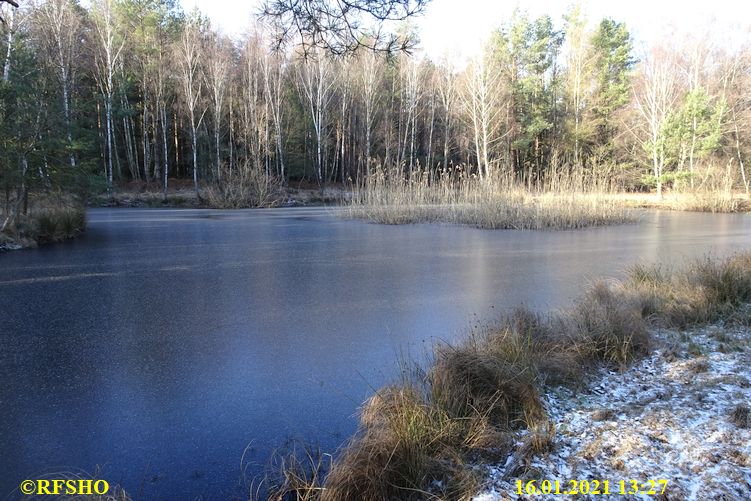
[566,281,651,367]
[626,254,751,327]
[265,445,331,501]
[431,340,543,428]
[522,419,556,456]
[591,408,616,421]
[730,404,750,429]
[686,357,710,374]
[1,193,86,247]
[323,385,482,501]
[32,207,87,244]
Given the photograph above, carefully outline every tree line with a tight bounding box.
[2,0,750,210]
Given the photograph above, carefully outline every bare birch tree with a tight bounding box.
[91,0,126,190]
[260,38,286,180]
[296,48,336,185]
[436,55,456,171]
[357,49,382,175]
[176,16,207,197]
[399,54,421,175]
[34,0,81,168]
[718,44,751,193]
[633,45,680,197]
[2,2,16,82]
[152,21,173,198]
[240,32,265,172]
[461,50,504,181]
[206,32,232,181]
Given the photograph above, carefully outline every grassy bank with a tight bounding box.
[90,179,345,209]
[91,171,749,219]
[610,191,751,213]
[344,167,634,230]
[267,252,751,500]
[1,194,86,250]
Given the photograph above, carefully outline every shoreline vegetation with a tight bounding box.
[263,251,751,501]
[341,166,750,230]
[91,184,751,215]
[3,179,749,251]
[0,193,86,251]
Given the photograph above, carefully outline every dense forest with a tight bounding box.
[1,0,750,221]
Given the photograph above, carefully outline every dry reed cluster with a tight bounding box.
[344,166,634,230]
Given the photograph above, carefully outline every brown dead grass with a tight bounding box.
[730,404,750,429]
[626,253,751,328]
[322,386,483,501]
[615,192,750,213]
[345,166,633,230]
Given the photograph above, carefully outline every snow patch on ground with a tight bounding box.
[475,325,751,500]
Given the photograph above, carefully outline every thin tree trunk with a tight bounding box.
[105,97,114,190]
[173,110,179,176]
[2,9,14,82]
[215,124,221,180]
[191,123,199,198]
[61,69,76,167]
[229,91,234,176]
[142,87,150,181]
[443,109,451,171]
[123,91,139,179]
[733,115,748,194]
[427,91,435,170]
[161,103,169,199]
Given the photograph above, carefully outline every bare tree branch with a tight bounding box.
[0,0,19,24]
[260,0,429,56]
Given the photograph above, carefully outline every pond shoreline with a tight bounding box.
[90,186,751,213]
[4,189,747,253]
[268,252,751,500]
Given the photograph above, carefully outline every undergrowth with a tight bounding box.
[1,193,86,247]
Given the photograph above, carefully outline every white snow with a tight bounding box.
[475,325,751,500]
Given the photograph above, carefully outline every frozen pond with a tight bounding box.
[1,207,749,499]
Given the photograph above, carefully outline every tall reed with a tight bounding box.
[344,164,633,230]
